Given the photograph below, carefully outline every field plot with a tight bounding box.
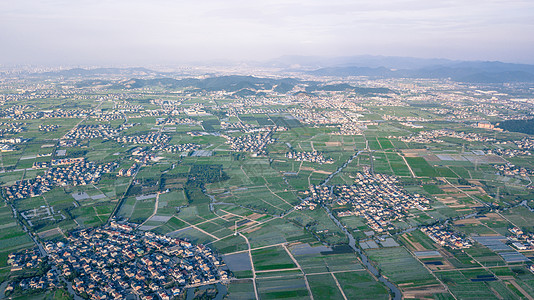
[226,280,256,300]
[365,247,438,288]
[307,274,345,299]
[293,250,364,275]
[210,234,249,254]
[244,219,315,248]
[377,137,394,149]
[156,190,188,215]
[334,270,390,299]
[405,156,439,177]
[401,230,437,251]
[150,216,186,235]
[436,270,502,299]
[385,152,412,177]
[167,226,216,244]
[0,206,34,269]
[256,275,310,299]
[252,246,297,271]
[215,186,295,215]
[288,209,348,245]
[501,206,534,232]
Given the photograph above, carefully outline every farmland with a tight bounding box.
[0,70,533,299]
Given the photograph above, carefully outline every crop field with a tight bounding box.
[244,219,315,248]
[334,271,390,299]
[436,270,502,299]
[400,230,437,251]
[1,69,534,300]
[226,280,256,300]
[307,274,345,299]
[256,275,310,299]
[365,247,438,288]
[405,156,439,177]
[252,246,297,271]
[294,252,364,274]
[0,205,34,269]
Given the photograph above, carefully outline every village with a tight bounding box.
[285,151,334,164]
[396,129,495,144]
[223,128,276,155]
[5,222,228,299]
[299,168,430,232]
[421,224,473,249]
[3,159,118,199]
[494,163,534,177]
[63,124,120,140]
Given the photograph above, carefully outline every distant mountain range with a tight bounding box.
[75,75,393,96]
[38,67,161,77]
[28,55,534,83]
[306,61,534,83]
[264,55,534,83]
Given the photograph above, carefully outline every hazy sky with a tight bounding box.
[1,0,534,65]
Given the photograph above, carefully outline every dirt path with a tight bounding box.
[399,152,416,178]
[283,243,314,300]
[139,192,160,227]
[240,233,259,300]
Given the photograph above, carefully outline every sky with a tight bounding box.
[1,0,534,65]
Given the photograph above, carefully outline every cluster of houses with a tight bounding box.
[59,139,78,147]
[96,112,125,122]
[301,168,429,232]
[38,124,59,132]
[421,225,472,249]
[224,129,275,156]
[398,129,494,144]
[4,270,60,295]
[515,138,534,150]
[333,123,364,136]
[220,121,254,131]
[2,109,90,120]
[285,151,334,164]
[42,222,227,299]
[63,124,120,140]
[4,160,118,199]
[156,117,201,126]
[7,248,43,272]
[154,143,201,154]
[488,148,531,157]
[116,133,170,145]
[493,163,534,177]
[4,248,60,296]
[0,143,17,152]
[130,148,157,164]
[337,170,429,232]
[0,122,25,135]
[290,108,348,125]
[508,227,534,250]
[113,102,143,112]
[118,163,139,177]
[383,115,427,122]
[0,104,32,117]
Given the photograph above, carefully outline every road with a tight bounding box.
[239,232,259,300]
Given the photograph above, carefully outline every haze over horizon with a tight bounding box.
[1,0,534,66]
